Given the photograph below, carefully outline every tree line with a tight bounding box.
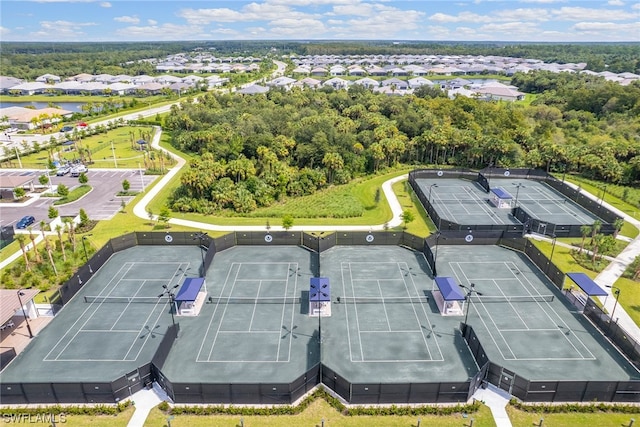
[164,71,639,216]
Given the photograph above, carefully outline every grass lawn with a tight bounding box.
[12,406,136,427]
[392,179,433,237]
[530,239,605,280]
[12,125,166,170]
[145,399,496,427]
[154,167,413,227]
[506,406,638,427]
[563,176,640,239]
[612,276,640,326]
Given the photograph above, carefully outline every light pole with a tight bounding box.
[547,234,557,274]
[598,185,608,212]
[427,183,438,204]
[605,285,621,334]
[158,284,180,339]
[81,235,93,273]
[17,290,34,338]
[193,231,207,276]
[462,283,483,326]
[433,232,442,277]
[513,183,525,209]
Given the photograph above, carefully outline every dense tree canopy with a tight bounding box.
[165,72,640,216]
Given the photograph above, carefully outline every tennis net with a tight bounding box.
[84,296,171,304]
[519,199,567,205]
[432,199,487,204]
[469,295,554,303]
[85,296,303,304]
[336,295,554,304]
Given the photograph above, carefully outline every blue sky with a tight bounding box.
[1,0,638,42]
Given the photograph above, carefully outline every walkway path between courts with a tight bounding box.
[126,383,171,427]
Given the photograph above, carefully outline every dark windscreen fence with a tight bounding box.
[0,346,16,371]
[477,173,490,193]
[110,232,137,252]
[213,234,235,252]
[302,232,337,253]
[318,232,337,253]
[401,232,424,251]
[236,231,302,246]
[583,299,640,372]
[335,231,402,246]
[422,236,436,276]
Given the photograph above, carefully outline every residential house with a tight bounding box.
[322,77,350,90]
[35,74,61,83]
[353,78,379,89]
[381,77,408,90]
[238,84,269,95]
[293,77,322,89]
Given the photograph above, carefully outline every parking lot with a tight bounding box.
[0,169,157,229]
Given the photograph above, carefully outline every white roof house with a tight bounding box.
[323,77,350,90]
[353,78,379,89]
[408,77,434,88]
[35,73,61,83]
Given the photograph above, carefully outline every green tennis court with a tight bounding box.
[435,245,637,381]
[414,177,600,226]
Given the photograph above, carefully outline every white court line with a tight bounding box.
[359,329,422,333]
[248,280,264,331]
[196,263,239,362]
[460,186,504,225]
[125,262,188,361]
[489,278,529,329]
[398,262,440,361]
[44,263,135,361]
[347,262,365,361]
[506,261,595,360]
[109,279,149,331]
[450,262,515,360]
[81,330,141,333]
[205,264,242,361]
[277,262,297,362]
[342,262,355,362]
[376,279,392,331]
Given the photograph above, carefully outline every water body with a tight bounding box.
[0,101,86,112]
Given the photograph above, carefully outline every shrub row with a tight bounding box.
[162,387,478,417]
[509,399,640,414]
[0,401,131,416]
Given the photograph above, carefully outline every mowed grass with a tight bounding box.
[530,239,605,280]
[8,406,136,427]
[392,179,433,237]
[144,399,496,427]
[506,406,638,427]
[14,125,156,169]
[612,276,640,326]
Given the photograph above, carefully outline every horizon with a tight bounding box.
[1,0,638,43]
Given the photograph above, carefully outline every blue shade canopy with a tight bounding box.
[566,273,607,296]
[491,187,513,199]
[175,277,205,302]
[310,277,330,302]
[434,277,466,301]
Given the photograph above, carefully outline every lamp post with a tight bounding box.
[462,283,483,327]
[82,235,93,273]
[427,183,438,204]
[158,284,180,339]
[513,183,525,209]
[547,234,557,274]
[605,285,621,334]
[598,185,608,212]
[433,232,442,277]
[193,231,207,276]
[17,290,34,338]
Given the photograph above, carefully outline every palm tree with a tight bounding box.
[579,225,591,254]
[15,234,31,271]
[27,227,42,263]
[613,218,624,238]
[44,237,58,276]
[55,224,66,261]
[39,220,47,240]
[590,220,602,244]
[591,234,605,264]
[64,218,77,253]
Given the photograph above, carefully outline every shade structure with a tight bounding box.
[566,273,607,296]
[175,277,205,302]
[434,277,465,301]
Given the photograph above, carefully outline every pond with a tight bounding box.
[0,101,87,112]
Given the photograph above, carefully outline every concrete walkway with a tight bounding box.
[472,383,512,427]
[126,382,171,427]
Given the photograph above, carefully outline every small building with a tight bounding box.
[174,277,207,316]
[432,277,466,316]
[490,187,513,209]
[309,277,331,317]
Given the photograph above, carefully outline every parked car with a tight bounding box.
[70,164,88,177]
[16,215,35,229]
[56,166,70,176]
[60,125,74,132]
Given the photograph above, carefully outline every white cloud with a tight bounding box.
[571,21,640,32]
[479,21,540,33]
[551,6,636,21]
[100,2,111,7]
[607,0,624,5]
[114,16,140,24]
[178,3,316,25]
[429,12,489,23]
[269,18,326,36]
[329,8,425,38]
[0,26,10,36]
[116,23,207,40]
[30,20,96,40]
[267,0,358,5]
[519,0,567,3]
[147,19,157,25]
[631,3,640,9]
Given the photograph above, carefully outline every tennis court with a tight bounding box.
[0,245,202,382]
[436,245,638,381]
[414,177,600,227]
[321,246,478,383]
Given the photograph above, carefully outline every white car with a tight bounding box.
[56,166,70,176]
